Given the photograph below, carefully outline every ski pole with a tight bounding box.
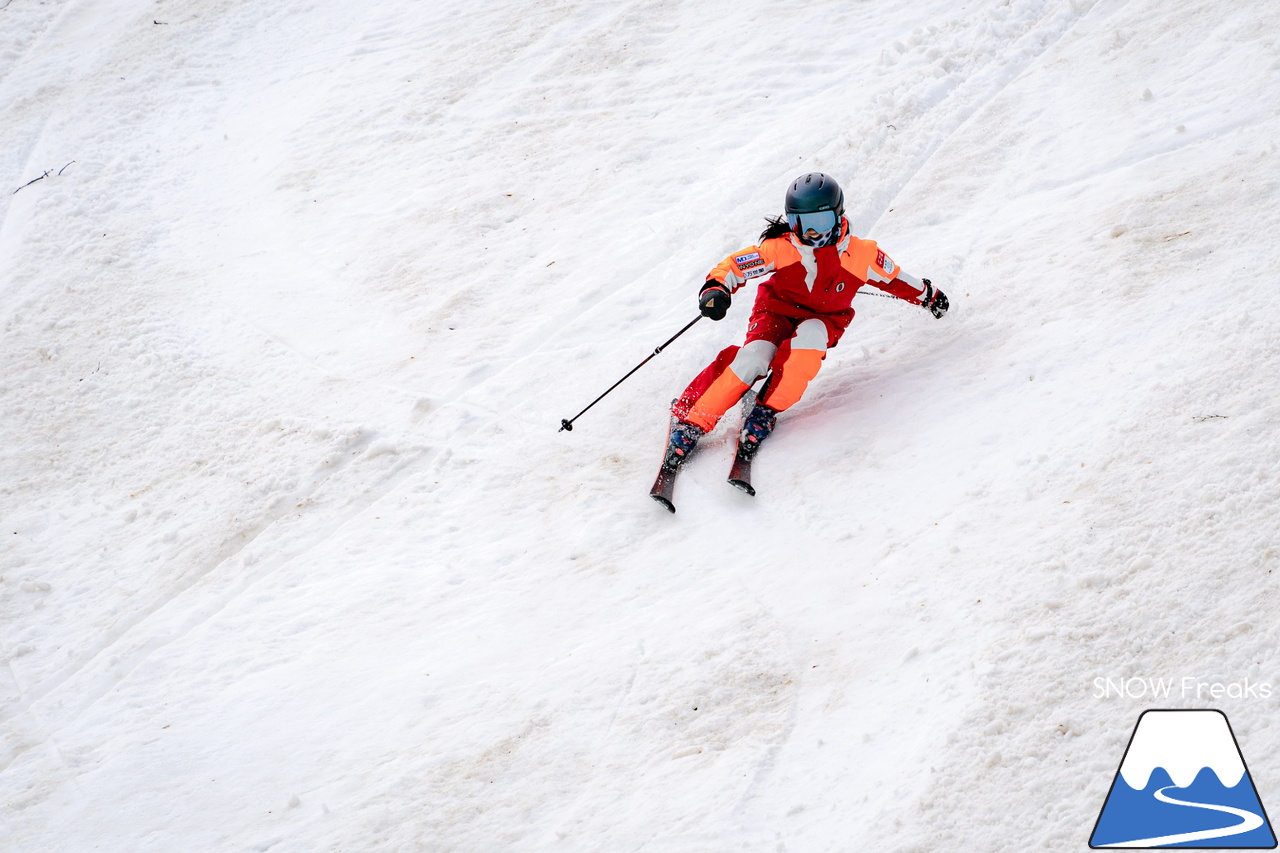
[559,314,703,432]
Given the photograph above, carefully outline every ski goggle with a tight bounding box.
[786,209,838,237]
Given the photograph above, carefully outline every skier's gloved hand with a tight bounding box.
[920,279,948,319]
[699,281,731,321]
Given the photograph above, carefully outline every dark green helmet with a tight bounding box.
[785,172,844,216]
[784,173,844,247]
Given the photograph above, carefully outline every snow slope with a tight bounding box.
[2,0,1279,850]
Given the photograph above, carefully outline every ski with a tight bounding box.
[650,462,680,513]
[727,389,772,497]
[727,449,755,496]
[649,415,694,513]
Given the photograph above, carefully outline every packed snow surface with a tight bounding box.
[2,0,1279,850]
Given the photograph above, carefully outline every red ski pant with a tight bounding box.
[672,314,833,433]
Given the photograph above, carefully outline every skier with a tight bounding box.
[654,172,949,503]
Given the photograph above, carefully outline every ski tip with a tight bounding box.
[728,478,755,497]
[650,493,676,513]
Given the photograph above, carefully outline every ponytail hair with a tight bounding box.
[759,215,791,241]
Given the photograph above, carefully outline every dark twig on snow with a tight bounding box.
[0,1,13,10]
[12,162,75,194]
[12,171,51,195]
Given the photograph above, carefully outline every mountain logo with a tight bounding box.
[1090,710,1276,848]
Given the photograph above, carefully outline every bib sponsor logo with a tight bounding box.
[743,267,770,279]
[734,252,762,265]
[738,258,765,271]
[876,250,895,276]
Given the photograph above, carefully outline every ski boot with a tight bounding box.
[663,419,705,468]
[737,402,777,461]
[728,402,777,495]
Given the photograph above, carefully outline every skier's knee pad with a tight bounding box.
[728,339,777,385]
[792,318,830,351]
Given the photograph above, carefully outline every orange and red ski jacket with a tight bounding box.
[707,219,926,326]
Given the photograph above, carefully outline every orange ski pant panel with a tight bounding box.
[672,345,745,431]
[685,369,750,432]
[760,347,826,412]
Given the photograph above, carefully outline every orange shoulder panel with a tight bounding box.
[708,238,793,292]
[759,236,800,270]
[843,237,922,300]
[841,238,884,283]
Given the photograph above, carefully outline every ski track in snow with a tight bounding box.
[2,0,1280,850]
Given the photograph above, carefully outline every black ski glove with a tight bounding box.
[920,279,948,319]
[699,281,731,321]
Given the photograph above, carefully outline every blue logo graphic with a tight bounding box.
[1091,710,1276,848]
